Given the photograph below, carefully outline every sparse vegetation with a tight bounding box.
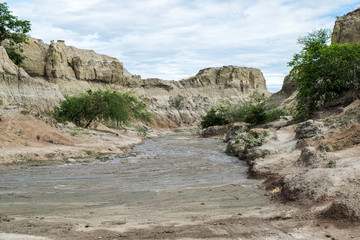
[332,140,341,151]
[16,129,24,136]
[201,92,284,128]
[225,130,268,156]
[326,160,336,168]
[135,125,148,135]
[235,131,267,148]
[66,127,84,136]
[82,150,93,156]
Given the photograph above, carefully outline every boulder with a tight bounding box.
[224,122,249,142]
[296,147,326,167]
[201,125,230,138]
[21,38,48,77]
[295,120,320,139]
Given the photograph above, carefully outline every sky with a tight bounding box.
[7,0,360,92]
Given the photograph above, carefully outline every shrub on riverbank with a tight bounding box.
[200,106,231,129]
[200,92,284,128]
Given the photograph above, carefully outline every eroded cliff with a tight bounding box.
[332,7,360,44]
[1,38,269,127]
[0,46,63,109]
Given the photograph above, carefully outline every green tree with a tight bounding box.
[0,2,31,64]
[288,29,360,119]
[54,90,152,128]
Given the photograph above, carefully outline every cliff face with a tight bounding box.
[332,7,360,44]
[0,46,64,109]
[21,38,132,84]
[1,38,269,127]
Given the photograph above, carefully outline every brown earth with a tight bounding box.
[0,105,142,165]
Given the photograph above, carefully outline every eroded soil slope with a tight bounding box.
[0,105,142,165]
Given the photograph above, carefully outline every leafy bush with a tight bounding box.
[0,2,31,65]
[288,29,360,119]
[53,90,152,128]
[200,106,230,128]
[227,92,284,125]
[266,108,286,123]
[243,92,268,125]
[201,92,284,128]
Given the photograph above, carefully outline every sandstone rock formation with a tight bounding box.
[1,38,270,127]
[332,7,360,44]
[0,46,63,109]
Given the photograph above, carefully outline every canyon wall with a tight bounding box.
[1,38,269,127]
[332,7,360,44]
[0,46,63,109]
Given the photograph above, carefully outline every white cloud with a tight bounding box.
[7,0,360,92]
[62,0,101,12]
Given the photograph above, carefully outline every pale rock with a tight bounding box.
[224,122,249,142]
[5,38,271,126]
[332,8,360,44]
[45,40,76,81]
[0,98,8,106]
[21,38,48,77]
[0,46,64,109]
[201,124,231,138]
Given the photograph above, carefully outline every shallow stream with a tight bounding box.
[0,134,247,195]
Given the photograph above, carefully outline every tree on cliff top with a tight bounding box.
[0,2,31,65]
[288,29,360,119]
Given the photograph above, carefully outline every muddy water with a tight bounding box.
[0,134,247,196]
[0,134,278,239]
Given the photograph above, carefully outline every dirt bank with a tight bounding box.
[0,105,143,165]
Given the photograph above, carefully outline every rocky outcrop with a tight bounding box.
[180,66,266,93]
[221,100,360,221]
[0,46,63,109]
[332,7,360,44]
[2,38,270,127]
[20,39,268,92]
[269,75,297,109]
[21,39,132,84]
[201,124,231,138]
